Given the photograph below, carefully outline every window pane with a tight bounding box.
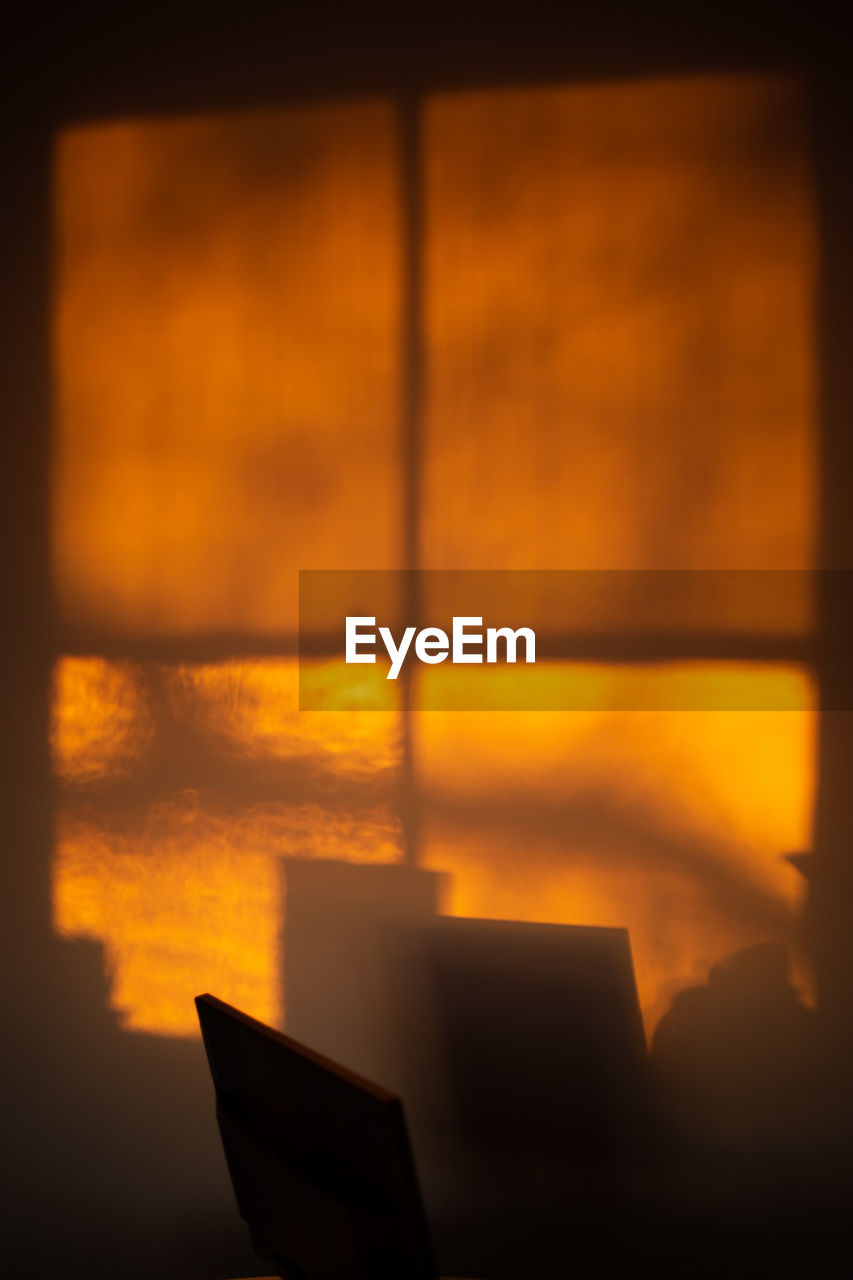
[52,658,403,1036]
[416,663,816,1034]
[53,102,403,641]
[422,76,816,579]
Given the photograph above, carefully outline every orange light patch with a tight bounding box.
[167,659,401,771]
[51,657,151,782]
[52,657,403,1036]
[416,657,816,713]
[54,798,403,1036]
[54,807,284,1035]
[53,101,402,640]
[417,663,817,1034]
[423,76,816,578]
[50,75,819,1049]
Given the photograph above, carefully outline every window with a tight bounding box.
[51,74,817,1038]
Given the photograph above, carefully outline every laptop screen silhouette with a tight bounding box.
[196,993,447,1280]
[196,920,646,1279]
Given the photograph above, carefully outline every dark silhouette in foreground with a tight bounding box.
[652,941,820,1154]
[277,863,853,1277]
[645,941,851,1278]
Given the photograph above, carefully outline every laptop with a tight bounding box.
[196,993,462,1280]
[196,919,648,1279]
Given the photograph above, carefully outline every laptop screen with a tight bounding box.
[195,994,436,1280]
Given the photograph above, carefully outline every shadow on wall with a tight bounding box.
[643,940,853,1279]
[651,940,823,1152]
[4,11,853,1280]
[282,861,851,1279]
[2,937,261,1280]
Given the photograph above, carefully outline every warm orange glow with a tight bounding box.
[417,663,817,1033]
[54,799,403,1036]
[416,658,816,711]
[53,102,402,638]
[51,76,819,1048]
[54,805,284,1036]
[422,76,816,576]
[52,657,403,1035]
[51,656,815,1037]
[51,657,152,782]
[167,660,401,770]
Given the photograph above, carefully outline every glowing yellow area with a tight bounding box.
[423,75,816,576]
[54,801,403,1037]
[417,659,815,712]
[53,101,402,638]
[50,658,815,1037]
[52,657,403,1036]
[51,657,152,782]
[169,660,400,770]
[54,807,284,1035]
[50,75,819,1044]
[417,663,817,1033]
